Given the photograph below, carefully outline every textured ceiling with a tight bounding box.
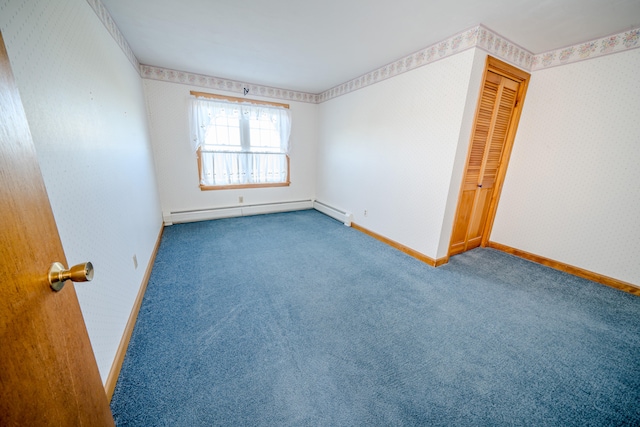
[100,0,640,93]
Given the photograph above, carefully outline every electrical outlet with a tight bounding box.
[133,254,138,269]
[239,196,244,203]
[364,209,368,217]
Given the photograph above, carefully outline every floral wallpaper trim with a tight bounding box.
[85,0,140,72]
[318,25,533,103]
[475,25,534,70]
[84,0,639,102]
[138,26,532,104]
[531,27,640,70]
[140,65,319,104]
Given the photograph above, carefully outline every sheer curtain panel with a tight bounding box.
[189,97,291,187]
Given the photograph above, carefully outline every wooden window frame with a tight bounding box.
[191,91,291,191]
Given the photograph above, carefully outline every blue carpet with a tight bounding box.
[111,209,640,426]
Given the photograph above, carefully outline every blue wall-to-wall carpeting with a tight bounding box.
[111,210,640,426]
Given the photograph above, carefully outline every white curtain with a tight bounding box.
[190,97,291,186]
[200,152,288,186]
[189,97,291,153]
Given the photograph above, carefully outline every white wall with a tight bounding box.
[492,49,640,284]
[143,79,318,217]
[316,49,479,259]
[0,0,162,381]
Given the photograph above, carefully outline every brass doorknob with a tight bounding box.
[48,262,94,291]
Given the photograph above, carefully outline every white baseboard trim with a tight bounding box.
[163,199,314,225]
[313,200,353,226]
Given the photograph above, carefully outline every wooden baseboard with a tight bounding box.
[486,241,640,296]
[351,223,448,267]
[104,225,164,400]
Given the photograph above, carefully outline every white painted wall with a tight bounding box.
[143,79,318,217]
[492,49,640,285]
[316,49,479,259]
[0,0,162,382]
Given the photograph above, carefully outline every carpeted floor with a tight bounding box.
[111,209,640,426]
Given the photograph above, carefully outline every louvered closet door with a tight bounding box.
[449,71,520,256]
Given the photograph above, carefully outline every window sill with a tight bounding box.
[199,181,290,191]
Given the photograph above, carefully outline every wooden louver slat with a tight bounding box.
[464,80,499,187]
[482,86,517,188]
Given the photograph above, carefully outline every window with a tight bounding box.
[189,93,291,189]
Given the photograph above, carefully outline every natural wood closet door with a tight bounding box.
[449,58,529,257]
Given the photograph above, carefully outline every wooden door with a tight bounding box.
[0,32,114,426]
[449,57,530,256]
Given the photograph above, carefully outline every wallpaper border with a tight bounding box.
[531,27,640,71]
[139,65,319,104]
[86,0,640,103]
[85,0,140,72]
[318,25,533,103]
[137,25,533,104]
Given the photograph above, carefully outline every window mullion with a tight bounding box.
[239,115,251,183]
[239,114,251,151]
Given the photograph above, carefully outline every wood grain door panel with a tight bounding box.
[450,189,475,255]
[0,32,114,426]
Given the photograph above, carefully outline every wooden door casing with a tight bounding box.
[449,57,530,257]
[0,32,114,426]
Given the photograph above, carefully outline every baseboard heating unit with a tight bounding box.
[313,201,353,226]
[164,200,314,225]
